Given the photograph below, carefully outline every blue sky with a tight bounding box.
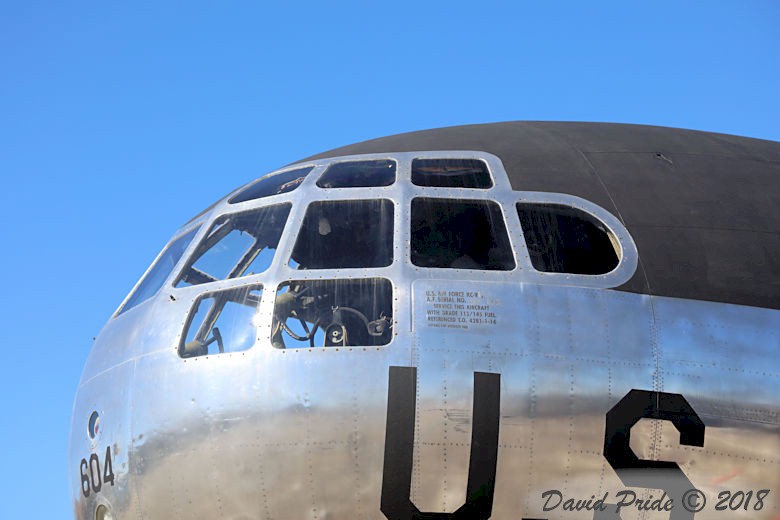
[1,2,778,518]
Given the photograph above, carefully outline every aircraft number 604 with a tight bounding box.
[79,446,115,498]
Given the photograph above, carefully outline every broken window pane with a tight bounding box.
[119,227,199,315]
[411,198,515,270]
[411,158,493,189]
[229,166,313,204]
[516,203,619,274]
[176,203,291,287]
[290,199,393,269]
[272,278,393,349]
[179,285,263,358]
[316,159,396,188]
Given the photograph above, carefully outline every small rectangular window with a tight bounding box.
[179,285,263,358]
[516,203,619,274]
[272,278,393,348]
[411,158,493,189]
[316,159,396,188]
[118,227,199,315]
[411,198,515,270]
[290,199,394,269]
[229,166,313,204]
[176,204,291,287]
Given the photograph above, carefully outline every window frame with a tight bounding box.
[411,158,494,189]
[287,198,396,270]
[228,165,315,204]
[409,196,517,271]
[173,202,293,288]
[178,284,264,358]
[516,202,622,275]
[114,225,201,317]
[316,159,397,188]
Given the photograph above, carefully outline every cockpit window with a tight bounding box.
[272,278,392,349]
[516,203,620,274]
[411,198,515,270]
[316,159,396,188]
[176,203,291,287]
[118,227,199,315]
[411,159,493,189]
[228,166,313,204]
[179,285,262,358]
[290,199,394,269]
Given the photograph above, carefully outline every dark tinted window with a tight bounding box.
[272,278,392,348]
[517,203,619,274]
[411,198,514,270]
[119,227,199,315]
[411,159,492,188]
[176,204,291,287]
[229,167,313,204]
[290,199,394,269]
[317,159,396,188]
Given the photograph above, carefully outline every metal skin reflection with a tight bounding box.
[70,123,780,520]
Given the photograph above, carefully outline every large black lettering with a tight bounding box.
[601,389,705,520]
[381,366,500,520]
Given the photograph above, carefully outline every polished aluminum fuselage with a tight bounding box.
[70,151,780,519]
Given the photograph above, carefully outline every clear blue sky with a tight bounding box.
[1,2,778,518]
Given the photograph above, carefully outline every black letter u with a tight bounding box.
[381,366,500,520]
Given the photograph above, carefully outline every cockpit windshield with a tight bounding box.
[290,199,394,269]
[316,159,396,188]
[118,227,199,315]
[411,198,515,270]
[229,166,313,204]
[517,203,619,274]
[411,158,493,188]
[176,203,291,287]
